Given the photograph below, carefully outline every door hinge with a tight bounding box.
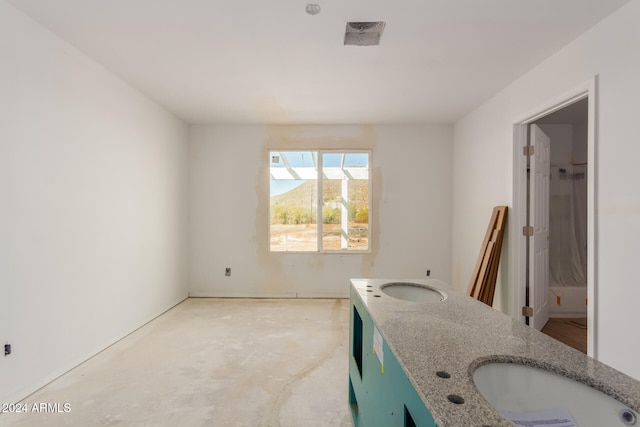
[522,226,534,236]
[522,306,534,317]
[523,145,534,156]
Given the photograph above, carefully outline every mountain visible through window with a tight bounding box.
[269,150,370,252]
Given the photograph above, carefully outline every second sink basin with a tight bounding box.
[473,362,638,426]
[380,282,446,303]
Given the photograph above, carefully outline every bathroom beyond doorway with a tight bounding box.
[542,318,588,354]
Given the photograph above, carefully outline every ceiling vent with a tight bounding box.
[344,21,386,46]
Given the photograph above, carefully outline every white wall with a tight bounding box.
[189,125,453,297]
[452,0,640,379]
[0,1,189,403]
[572,120,588,164]
[539,125,573,165]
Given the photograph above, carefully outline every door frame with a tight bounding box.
[509,77,597,357]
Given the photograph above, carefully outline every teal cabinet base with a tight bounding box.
[349,288,437,427]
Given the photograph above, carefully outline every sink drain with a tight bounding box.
[620,409,637,425]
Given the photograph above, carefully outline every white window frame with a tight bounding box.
[268,149,372,253]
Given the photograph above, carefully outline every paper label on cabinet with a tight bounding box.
[500,407,578,427]
[373,326,384,371]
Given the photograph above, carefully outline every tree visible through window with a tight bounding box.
[269,151,370,252]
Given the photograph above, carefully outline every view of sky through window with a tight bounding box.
[269,150,370,252]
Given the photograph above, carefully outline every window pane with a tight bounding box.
[321,152,369,251]
[270,151,318,251]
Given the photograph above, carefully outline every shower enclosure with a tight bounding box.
[549,163,587,317]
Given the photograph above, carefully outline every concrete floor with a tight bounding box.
[0,298,353,427]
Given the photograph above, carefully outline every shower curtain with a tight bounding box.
[549,164,587,287]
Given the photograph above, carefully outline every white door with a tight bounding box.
[529,124,551,331]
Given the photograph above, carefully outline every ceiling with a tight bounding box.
[8,0,631,125]
[535,98,588,125]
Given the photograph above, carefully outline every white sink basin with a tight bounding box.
[380,282,446,303]
[473,362,638,426]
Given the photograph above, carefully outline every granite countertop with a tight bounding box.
[350,278,640,427]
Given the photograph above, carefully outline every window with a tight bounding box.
[269,150,370,252]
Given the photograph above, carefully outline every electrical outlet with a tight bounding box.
[4,343,11,356]
[225,267,231,277]
[426,269,431,277]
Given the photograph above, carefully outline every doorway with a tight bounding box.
[532,101,589,353]
[510,81,596,357]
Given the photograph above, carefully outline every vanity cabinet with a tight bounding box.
[349,286,436,427]
[348,279,640,426]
